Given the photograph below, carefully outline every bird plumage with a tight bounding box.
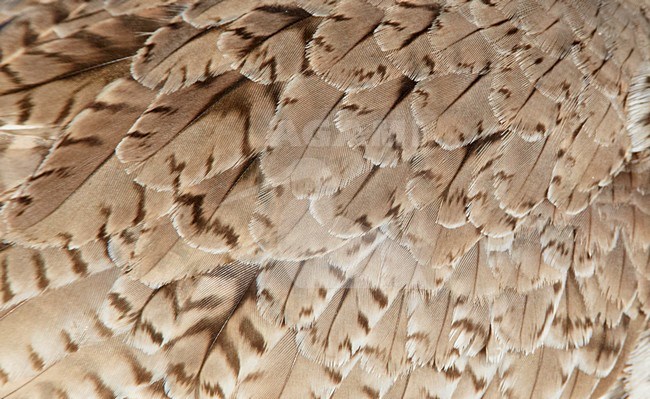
[0,0,649,398]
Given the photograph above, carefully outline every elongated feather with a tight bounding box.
[427,4,500,75]
[626,63,650,153]
[0,57,131,129]
[132,19,232,93]
[545,271,593,349]
[0,3,68,63]
[0,240,111,311]
[172,159,262,257]
[577,86,627,145]
[52,1,113,38]
[575,319,630,379]
[326,229,386,274]
[99,274,154,335]
[446,239,500,303]
[578,273,626,329]
[261,73,369,199]
[250,185,347,261]
[595,239,638,311]
[218,6,319,84]
[142,267,262,399]
[412,71,501,150]
[559,370,599,399]
[384,362,465,399]
[4,336,169,399]
[591,316,646,398]
[0,15,159,95]
[296,279,391,367]
[488,229,564,293]
[571,206,618,277]
[469,0,522,56]
[0,269,118,395]
[256,258,345,328]
[108,217,235,288]
[450,298,491,357]
[540,224,575,273]
[3,79,162,247]
[623,323,650,399]
[182,0,292,29]
[548,116,630,214]
[467,169,522,238]
[400,202,481,267]
[0,1,649,398]
[515,43,585,103]
[335,77,420,167]
[310,164,410,238]
[374,1,441,81]
[492,131,563,217]
[489,56,563,141]
[0,131,51,201]
[361,290,410,377]
[330,358,391,399]
[491,282,563,352]
[499,347,573,399]
[407,289,459,370]
[234,331,341,399]
[117,71,278,190]
[407,144,466,212]
[452,353,497,399]
[196,284,287,399]
[307,0,401,92]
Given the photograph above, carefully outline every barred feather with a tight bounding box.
[1,0,649,398]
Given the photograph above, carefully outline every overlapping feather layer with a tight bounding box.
[0,0,649,398]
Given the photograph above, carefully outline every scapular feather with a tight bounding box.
[0,0,649,398]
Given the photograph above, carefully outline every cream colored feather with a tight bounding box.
[0,0,649,398]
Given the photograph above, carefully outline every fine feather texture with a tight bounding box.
[3,79,161,247]
[131,18,232,93]
[0,0,649,398]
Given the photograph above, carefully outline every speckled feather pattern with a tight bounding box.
[0,0,649,398]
